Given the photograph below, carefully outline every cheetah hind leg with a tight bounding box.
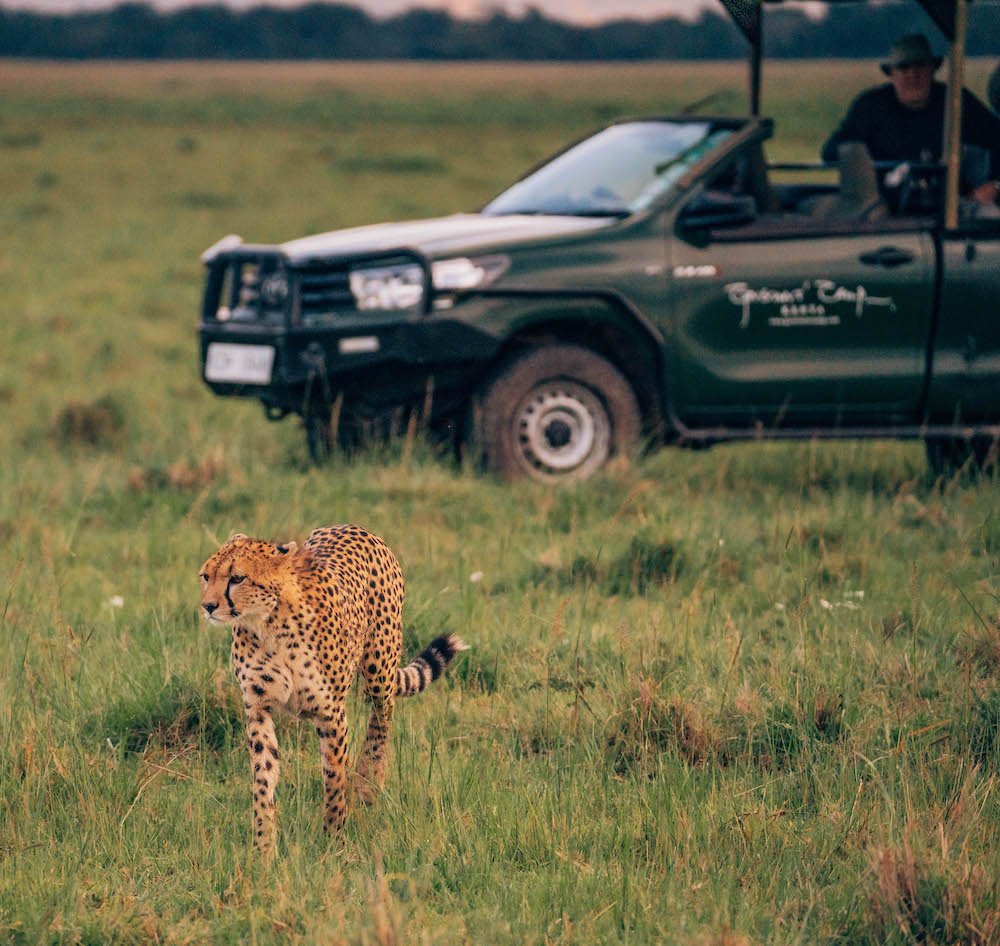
[354,691,395,806]
[353,632,469,805]
[316,705,350,834]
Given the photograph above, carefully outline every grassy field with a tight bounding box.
[1,59,999,945]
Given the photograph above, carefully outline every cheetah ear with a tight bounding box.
[276,541,297,555]
[227,533,248,543]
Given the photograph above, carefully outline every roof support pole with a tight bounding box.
[749,4,762,115]
[942,0,967,229]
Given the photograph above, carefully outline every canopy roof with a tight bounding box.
[719,0,985,43]
[716,0,998,229]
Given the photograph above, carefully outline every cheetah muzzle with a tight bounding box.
[198,525,468,855]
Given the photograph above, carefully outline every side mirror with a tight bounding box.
[679,192,757,232]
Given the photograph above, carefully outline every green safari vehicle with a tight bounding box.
[199,0,1000,482]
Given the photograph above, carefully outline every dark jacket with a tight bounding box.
[821,81,1000,180]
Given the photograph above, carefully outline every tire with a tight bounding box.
[474,344,641,483]
[924,434,1000,477]
[304,405,332,465]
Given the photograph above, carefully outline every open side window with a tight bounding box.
[677,143,772,237]
[679,140,941,245]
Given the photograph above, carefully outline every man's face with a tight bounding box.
[889,61,934,109]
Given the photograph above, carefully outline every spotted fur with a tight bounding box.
[198,525,468,855]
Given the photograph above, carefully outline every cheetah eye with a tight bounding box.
[229,574,246,585]
[199,573,208,582]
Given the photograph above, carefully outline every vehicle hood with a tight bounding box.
[280,213,615,263]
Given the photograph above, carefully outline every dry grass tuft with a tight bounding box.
[958,620,1000,679]
[127,449,228,493]
[51,395,125,448]
[848,829,1000,946]
[608,678,714,773]
[966,690,1000,766]
[533,536,684,597]
[812,690,846,740]
[608,680,847,774]
[690,930,753,946]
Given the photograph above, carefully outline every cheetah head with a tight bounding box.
[198,533,298,627]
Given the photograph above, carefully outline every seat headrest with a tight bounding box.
[837,142,879,203]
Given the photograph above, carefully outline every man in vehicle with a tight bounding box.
[822,32,1000,206]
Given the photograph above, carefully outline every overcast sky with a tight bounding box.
[0,0,736,21]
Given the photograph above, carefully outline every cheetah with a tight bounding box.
[198,525,467,854]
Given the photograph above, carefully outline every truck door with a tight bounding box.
[666,217,937,428]
[925,226,1000,422]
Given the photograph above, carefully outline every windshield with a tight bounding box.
[484,121,734,218]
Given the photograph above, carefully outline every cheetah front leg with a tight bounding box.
[315,704,350,834]
[245,710,280,858]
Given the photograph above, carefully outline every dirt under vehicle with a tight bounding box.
[199,0,1000,482]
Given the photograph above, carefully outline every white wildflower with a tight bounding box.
[109,595,124,608]
[469,571,484,584]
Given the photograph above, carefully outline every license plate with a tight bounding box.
[204,343,275,384]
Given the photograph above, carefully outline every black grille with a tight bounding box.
[297,265,355,322]
[207,251,429,326]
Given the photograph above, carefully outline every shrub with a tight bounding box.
[52,395,125,448]
[607,679,713,773]
[845,835,1000,946]
[532,536,684,597]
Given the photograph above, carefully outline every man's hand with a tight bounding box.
[971,181,1000,205]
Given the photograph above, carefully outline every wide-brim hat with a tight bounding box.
[881,32,943,75]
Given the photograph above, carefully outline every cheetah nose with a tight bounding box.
[204,602,218,615]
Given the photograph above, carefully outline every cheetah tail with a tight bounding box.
[395,633,469,697]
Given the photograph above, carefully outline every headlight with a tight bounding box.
[349,262,425,312]
[348,255,509,313]
[432,255,509,292]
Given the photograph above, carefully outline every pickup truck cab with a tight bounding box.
[199,2,1000,482]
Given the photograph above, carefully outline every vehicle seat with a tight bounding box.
[742,142,780,213]
[804,142,888,222]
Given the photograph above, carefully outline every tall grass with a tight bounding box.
[1,61,998,944]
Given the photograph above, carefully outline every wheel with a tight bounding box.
[925,434,1000,477]
[474,344,641,483]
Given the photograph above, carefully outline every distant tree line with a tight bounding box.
[0,2,997,61]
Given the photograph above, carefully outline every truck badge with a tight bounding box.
[724,279,896,329]
[674,264,719,278]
